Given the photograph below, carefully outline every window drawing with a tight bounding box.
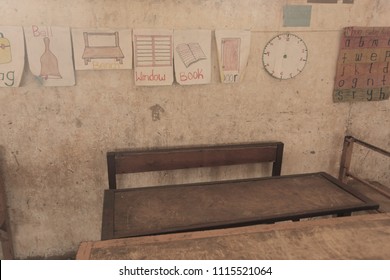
[134,35,172,67]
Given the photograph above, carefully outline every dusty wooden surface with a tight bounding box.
[345,178,390,213]
[103,173,377,239]
[78,213,390,260]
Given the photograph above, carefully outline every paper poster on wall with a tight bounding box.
[24,25,75,86]
[333,26,390,102]
[0,26,25,87]
[133,29,174,86]
[215,30,251,83]
[72,28,132,70]
[174,30,211,85]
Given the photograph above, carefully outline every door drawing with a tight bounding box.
[221,38,240,72]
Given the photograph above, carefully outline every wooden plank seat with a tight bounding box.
[102,142,284,239]
[101,142,378,240]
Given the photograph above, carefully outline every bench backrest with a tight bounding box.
[107,142,284,189]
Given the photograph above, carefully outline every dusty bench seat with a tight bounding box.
[100,142,378,240]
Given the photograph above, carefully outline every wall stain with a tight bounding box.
[149,104,165,121]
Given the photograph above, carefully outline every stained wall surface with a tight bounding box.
[0,0,389,258]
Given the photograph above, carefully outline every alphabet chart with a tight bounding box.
[334,26,390,102]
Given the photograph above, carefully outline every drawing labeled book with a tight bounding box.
[176,42,206,68]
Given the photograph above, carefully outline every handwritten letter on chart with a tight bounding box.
[24,25,75,86]
[0,26,25,87]
[133,29,173,86]
[72,29,133,70]
[334,26,390,102]
[174,30,211,85]
[215,30,251,84]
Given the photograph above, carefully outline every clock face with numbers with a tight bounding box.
[262,33,308,80]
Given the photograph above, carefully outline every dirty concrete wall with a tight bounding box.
[0,0,389,258]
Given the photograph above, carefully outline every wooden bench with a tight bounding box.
[101,142,379,241]
[102,142,284,239]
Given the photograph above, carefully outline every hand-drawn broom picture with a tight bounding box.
[40,37,62,80]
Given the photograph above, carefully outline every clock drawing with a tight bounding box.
[262,33,308,80]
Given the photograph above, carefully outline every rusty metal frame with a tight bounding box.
[339,135,390,199]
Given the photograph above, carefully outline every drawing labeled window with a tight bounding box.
[176,43,206,68]
[133,29,174,86]
[134,35,172,67]
[82,32,125,65]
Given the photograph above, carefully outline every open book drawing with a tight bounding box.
[176,42,206,68]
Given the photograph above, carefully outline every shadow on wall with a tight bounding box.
[0,145,15,259]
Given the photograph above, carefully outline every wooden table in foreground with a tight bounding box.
[78,213,390,259]
[102,172,379,239]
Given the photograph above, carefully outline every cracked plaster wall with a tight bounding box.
[0,0,389,258]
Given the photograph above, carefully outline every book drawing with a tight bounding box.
[176,42,206,68]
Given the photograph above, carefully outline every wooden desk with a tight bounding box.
[78,213,390,260]
[101,172,379,239]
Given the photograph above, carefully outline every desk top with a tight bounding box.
[79,213,390,260]
[102,172,379,239]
